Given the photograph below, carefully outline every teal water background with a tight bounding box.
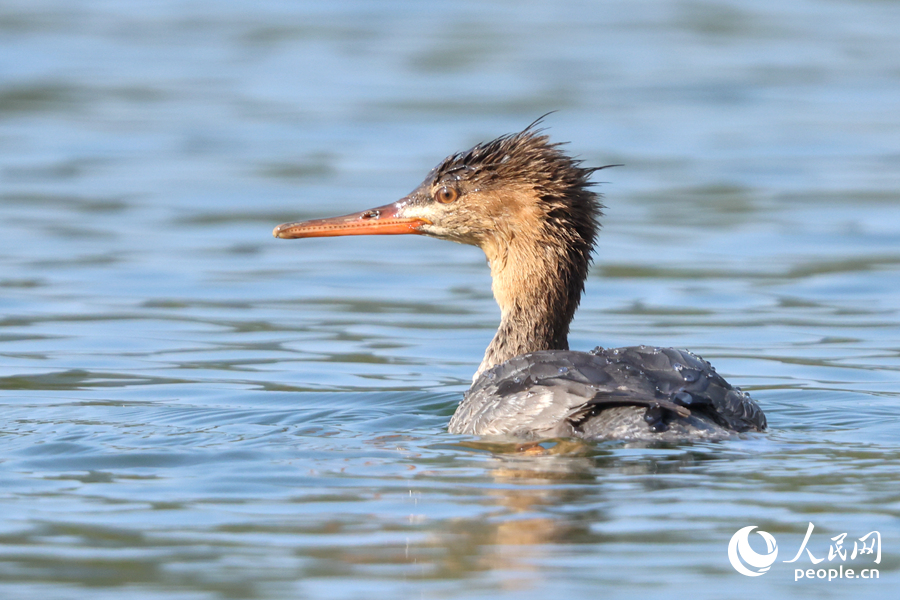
[1,1,899,598]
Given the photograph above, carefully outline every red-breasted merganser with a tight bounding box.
[273,124,766,440]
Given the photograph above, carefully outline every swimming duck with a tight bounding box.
[274,124,766,440]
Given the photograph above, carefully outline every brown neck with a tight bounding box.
[474,234,582,380]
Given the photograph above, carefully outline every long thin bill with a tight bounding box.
[273,202,430,239]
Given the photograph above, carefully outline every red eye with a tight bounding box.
[435,186,459,203]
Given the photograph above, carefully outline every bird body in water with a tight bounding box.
[274,123,766,441]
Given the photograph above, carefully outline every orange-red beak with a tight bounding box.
[273,202,431,239]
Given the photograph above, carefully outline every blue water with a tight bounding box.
[1,1,898,598]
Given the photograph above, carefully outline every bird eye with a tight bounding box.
[435,186,459,204]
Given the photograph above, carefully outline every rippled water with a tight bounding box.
[1,1,898,598]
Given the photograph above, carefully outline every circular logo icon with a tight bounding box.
[728,526,779,577]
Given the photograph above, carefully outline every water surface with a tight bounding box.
[1,1,899,598]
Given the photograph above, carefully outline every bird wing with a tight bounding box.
[449,346,766,437]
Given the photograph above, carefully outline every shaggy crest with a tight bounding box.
[429,124,606,285]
